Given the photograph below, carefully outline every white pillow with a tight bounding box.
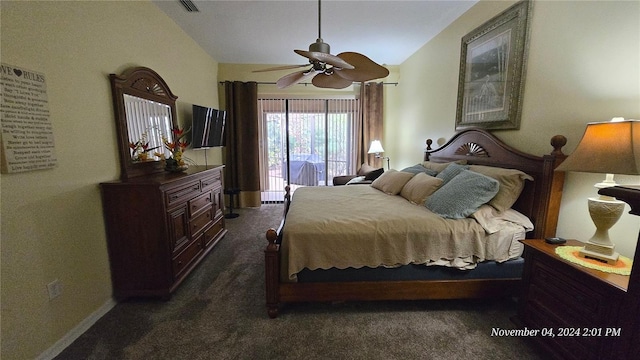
[346,176,366,185]
[470,205,534,234]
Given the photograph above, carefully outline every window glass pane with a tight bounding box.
[258,98,359,203]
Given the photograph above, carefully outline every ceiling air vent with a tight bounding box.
[179,0,199,12]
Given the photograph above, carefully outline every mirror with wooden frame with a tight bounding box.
[109,67,177,179]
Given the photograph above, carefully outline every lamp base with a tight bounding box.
[578,244,620,265]
[577,196,625,265]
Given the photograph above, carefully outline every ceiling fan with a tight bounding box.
[254,0,389,89]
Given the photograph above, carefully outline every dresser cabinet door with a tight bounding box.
[212,186,223,219]
[168,206,189,254]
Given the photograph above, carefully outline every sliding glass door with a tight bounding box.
[258,98,360,203]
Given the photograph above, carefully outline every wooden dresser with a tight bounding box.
[517,185,639,359]
[100,165,227,300]
[518,239,630,359]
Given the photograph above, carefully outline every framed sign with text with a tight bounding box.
[0,63,57,173]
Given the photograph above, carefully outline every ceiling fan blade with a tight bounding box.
[294,50,354,69]
[253,64,310,73]
[312,72,353,89]
[276,69,317,89]
[334,52,389,82]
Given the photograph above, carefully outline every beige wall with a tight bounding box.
[2,0,639,359]
[0,1,219,359]
[392,0,639,257]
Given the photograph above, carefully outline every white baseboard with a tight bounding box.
[36,298,117,360]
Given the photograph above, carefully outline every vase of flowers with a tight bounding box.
[163,126,190,172]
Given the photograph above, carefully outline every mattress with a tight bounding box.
[281,185,528,282]
[296,256,525,282]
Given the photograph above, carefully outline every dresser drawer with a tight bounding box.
[172,238,203,278]
[530,259,605,323]
[203,218,224,248]
[201,173,221,191]
[190,207,213,237]
[523,300,595,360]
[518,240,633,360]
[189,192,212,218]
[166,180,201,207]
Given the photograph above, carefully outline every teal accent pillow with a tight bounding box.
[435,163,470,186]
[425,170,500,219]
[401,164,438,177]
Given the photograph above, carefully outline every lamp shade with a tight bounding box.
[556,119,640,175]
[368,140,385,154]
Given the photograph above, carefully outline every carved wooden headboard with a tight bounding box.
[424,128,567,239]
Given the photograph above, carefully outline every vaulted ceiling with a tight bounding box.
[153,0,478,66]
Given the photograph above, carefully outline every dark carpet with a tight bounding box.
[55,205,545,360]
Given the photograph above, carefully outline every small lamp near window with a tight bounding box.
[368,140,390,169]
[556,118,640,264]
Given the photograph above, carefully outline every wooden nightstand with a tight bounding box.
[517,239,632,360]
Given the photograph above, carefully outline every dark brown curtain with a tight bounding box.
[357,82,385,168]
[224,81,261,207]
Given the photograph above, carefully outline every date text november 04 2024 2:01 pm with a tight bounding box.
[491,327,622,338]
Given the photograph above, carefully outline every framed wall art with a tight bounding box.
[455,0,533,130]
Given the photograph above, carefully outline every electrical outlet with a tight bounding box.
[47,279,62,300]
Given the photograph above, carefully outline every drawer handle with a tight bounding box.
[170,194,179,200]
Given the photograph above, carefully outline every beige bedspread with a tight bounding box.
[281,185,526,282]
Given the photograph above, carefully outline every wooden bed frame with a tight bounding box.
[264,128,567,318]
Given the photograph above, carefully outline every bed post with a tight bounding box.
[424,139,433,161]
[264,185,290,318]
[265,228,280,318]
[538,135,567,239]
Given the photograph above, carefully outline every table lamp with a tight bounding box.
[556,118,640,264]
[368,140,390,169]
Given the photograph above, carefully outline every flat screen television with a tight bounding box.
[191,104,226,149]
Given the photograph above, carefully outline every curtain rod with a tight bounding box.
[219,81,398,86]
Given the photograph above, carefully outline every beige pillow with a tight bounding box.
[400,173,444,205]
[371,169,415,195]
[421,160,467,173]
[469,165,534,212]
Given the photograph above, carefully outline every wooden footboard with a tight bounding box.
[266,219,521,318]
[264,129,567,318]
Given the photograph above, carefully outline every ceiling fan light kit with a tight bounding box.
[308,38,330,54]
[257,0,389,89]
